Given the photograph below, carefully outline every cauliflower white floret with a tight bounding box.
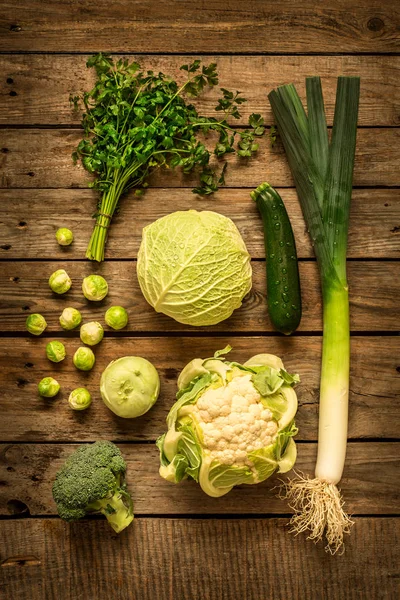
[192,374,278,466]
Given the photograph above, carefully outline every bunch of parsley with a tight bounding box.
[71,53,265,261]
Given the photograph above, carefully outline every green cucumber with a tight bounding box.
[251,182,302,334]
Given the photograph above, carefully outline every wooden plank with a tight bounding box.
[1,0,399,53]
[1,128,400,189]
[1,54,399,126]
[0,519,398,600]
[172,518,400,600]
[1,188,399,259]
[1,260,399,333]
[0,337,398,442]
[0,442,398,516]
[0,520,70,600]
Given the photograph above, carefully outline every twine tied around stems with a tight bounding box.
[95,212,113,229]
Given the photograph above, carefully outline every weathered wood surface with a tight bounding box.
[0,518,398,600]
[1,0,399,53]
[1,442,399,516]
[0,337,398,442]
[1,54,399,126]
[1,189,399,259]
[1,1,399,595]
[1,261,399,332]
[1,129,400,189]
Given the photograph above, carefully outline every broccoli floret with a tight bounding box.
[52,441,134,533]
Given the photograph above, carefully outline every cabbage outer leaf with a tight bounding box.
[136,211,252,326]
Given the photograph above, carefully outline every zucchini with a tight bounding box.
[251,182,302,334]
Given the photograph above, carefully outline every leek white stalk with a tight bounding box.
[317,284,350,485]
[269,76,360,553]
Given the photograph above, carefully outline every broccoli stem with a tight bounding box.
[90,489,134,533]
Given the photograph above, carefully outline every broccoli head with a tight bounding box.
[52,440,134,533]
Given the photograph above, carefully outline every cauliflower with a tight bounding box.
[193,374,278,466]
[157,347,299,497]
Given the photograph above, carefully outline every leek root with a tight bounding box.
[279,472,354,554]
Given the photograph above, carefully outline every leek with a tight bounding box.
[268,76,360,553]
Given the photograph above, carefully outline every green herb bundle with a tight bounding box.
[71,54,265,261]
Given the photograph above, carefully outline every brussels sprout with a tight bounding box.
[38,377,60,398]
[80,321,104,346]
[59,307,82,330]
[105,306,128,330]
[100,356,160,418]
[26,313,47,336]
[73,346,95,371]
[49,269,72,294]
[55,228,74,246]
[82,275,108,301]
[46,341,66,363]
[68,387,92,410]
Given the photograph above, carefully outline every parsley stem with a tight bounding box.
[192,120,235,132]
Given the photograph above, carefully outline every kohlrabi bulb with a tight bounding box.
[26,313,47,336]
[80,321,104,346]
[59,307,82,330]
[73,346,95,371]
[82,275,108,301]
[105,306,128,330]
[68,387,92,410]
[100,356,160,418]
[49,269,72,294]
[46,341,66,363]
[56,228,74,246]
[38,377,60,398]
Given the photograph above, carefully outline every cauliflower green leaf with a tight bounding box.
[158,349,300,497]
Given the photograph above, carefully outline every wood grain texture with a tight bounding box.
[0,337,398,442]
[1,260,399,332]
[1,188,399,259]
[0,442,399,516]
[0,518,399,600]
[0,128,400,189]
[1,0,399,53]
[0,0,399,597]
[1,54,399,126]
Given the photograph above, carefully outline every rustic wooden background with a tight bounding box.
[0,1,399,599]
